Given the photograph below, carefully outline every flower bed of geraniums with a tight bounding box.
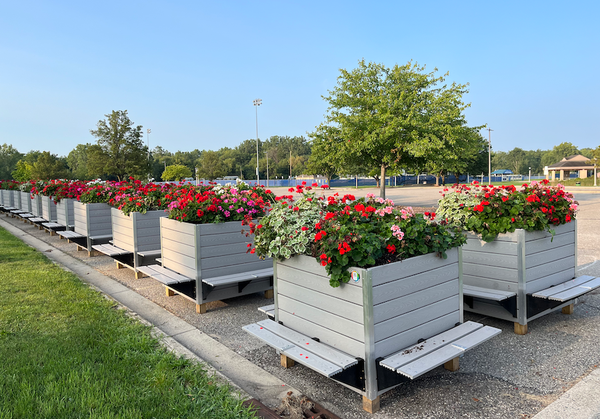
[250,186,466,351]
[148,182,276,313]
[437,180,587,334]
[243,185,504,411]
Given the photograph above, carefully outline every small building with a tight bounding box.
[546,155,594,180]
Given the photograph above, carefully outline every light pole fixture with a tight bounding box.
[486,128,493,184]
[253,98,262,185]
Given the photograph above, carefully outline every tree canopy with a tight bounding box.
[89,110,149,181]
[161,164,192,181]
[321,60,482,197]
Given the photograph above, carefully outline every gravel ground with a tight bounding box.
[2,186,599,418]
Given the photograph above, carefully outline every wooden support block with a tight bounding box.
[135,270,145,279]
[196,303,207,314]
[264,289,274,299]
[562,304,574,315]
[362,396,380,414]
[514,322,528,335]
[50,230,56,236]
[116,261,124,269]
[444,356,460,372]
[87,250,98,257]
[280,354,295,368]
[77,245,84,252]
[165,287,175,297]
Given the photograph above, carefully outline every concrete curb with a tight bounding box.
[0,217,300,408]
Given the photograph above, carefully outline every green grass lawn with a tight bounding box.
[0,227,256,419]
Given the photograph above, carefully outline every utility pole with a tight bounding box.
[253,99,262,186]
[486,128,493,184]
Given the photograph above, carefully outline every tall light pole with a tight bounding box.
[265,150,269,188]
[486,128,493,184]
[147,128,151,161]
[253,98,262,185]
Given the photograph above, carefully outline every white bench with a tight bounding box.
[379,321,501,379]
[138,264,274,313]
[532,275,600,302]
[258,304,275,319]
[92,243,132,257]
[57,230,85,242]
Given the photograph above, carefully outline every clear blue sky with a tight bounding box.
[1,0,598,157]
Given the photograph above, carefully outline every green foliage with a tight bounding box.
[89,110,149,181]
[66,143,93,180]
[438,180,578,242]
[197,150,225,180]
[31,151,69,180]
[11,160,33,182]
[541,142,581,167]
[0,143,23,180]
[0,228,256,419]
[306,124,341,184]
[322,60,482,198]
[162,164,192,181]
[253,186,466,287]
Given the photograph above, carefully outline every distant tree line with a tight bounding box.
[1,80,599,187]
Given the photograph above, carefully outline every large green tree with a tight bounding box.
[0,144,23,180]
[89,110,149,181]
[161,164,192,181]
[306,125,342,185]
[322,60,481,198]
[67,143,93,180]
[197,150,225,180]
[541,142,580,167]
[31,151,69,180]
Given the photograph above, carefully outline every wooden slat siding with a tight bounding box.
[12,191,20,209]
[526,232,575,255]
[200,251,269,270]
[278,311,365,358]
[161,248,198,279]
[113,230,135,249]
[161,236,196,258]
[201,260,271,279]
[462,275,520,293]
[526,255,575,282]
[111,209,135,252]
[2,191,14,206]
[370,249,459,287]
[74,201,87,235]
[372,261,459,305]
[160,217,196,235]
[136,226,161,238]
[41,196,57,221]
[196,242,248,258]
[525,244,575,268]
[522,222,574,242]
[20,192,32,212]
[278,295,364,341]
[462,250,518,269]
[526,268,578,294]
[276,263,364,305]
[373,280,459,324]
[462,260,519,282]
[278,255,361,288]
[374,312,460,359]
[198,231,254,247]
[463,237,518,254]
[277,281,364,324]
[374,296,459,342]
[197,221,245,235]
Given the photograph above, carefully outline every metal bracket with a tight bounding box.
[375,357,411,391]
[330,358,366,391]
[527,294,563,318]
[238,280,252,293]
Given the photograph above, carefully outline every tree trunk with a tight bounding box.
[435,175,439,187]
[380,164,386,199]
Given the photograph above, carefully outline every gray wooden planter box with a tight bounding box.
[462,221,577,330]
[13,191,22,209]
[56,198,76,229]
[160,217,273,307]
[1,190,14,207]
[111,208,166,270]
[73,201,113,252]
[31,195,42,216]
[274,250,461,402]
[41,196,57,222]
[20,191,32,213]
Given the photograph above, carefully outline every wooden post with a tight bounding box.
[264,289,274,299]
[444,357,460,372]
[280,354,295,368]
[196,303,207,314]
[116,261,124,269]
[514,322,528,335]
[165,287,175,297]
[135,270,145,279]
[562,304,574,315]
[362,396,380,414]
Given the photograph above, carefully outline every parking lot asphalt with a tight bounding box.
[1,185,599,418]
